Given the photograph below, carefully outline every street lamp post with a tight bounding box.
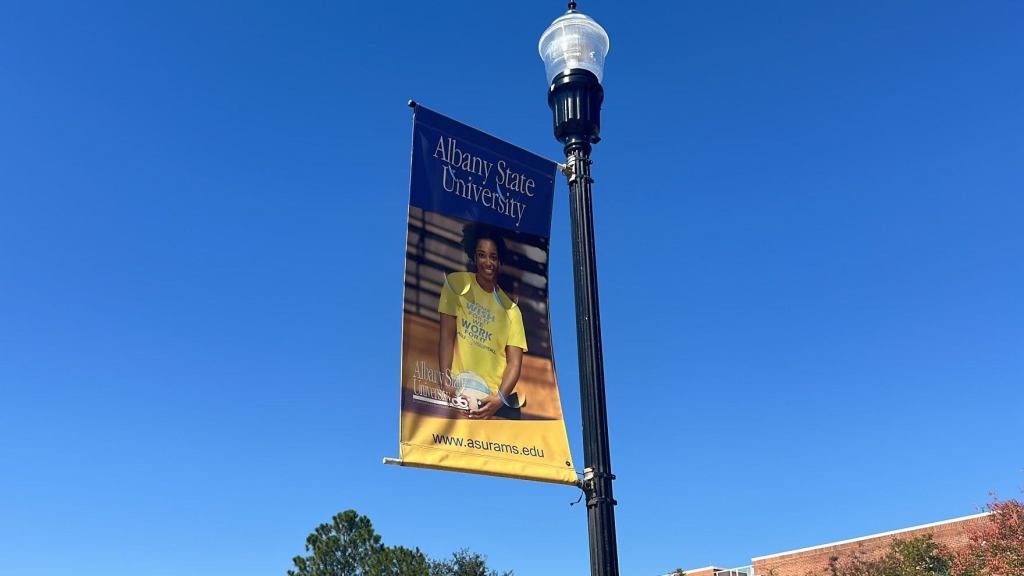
[539,5,618,576]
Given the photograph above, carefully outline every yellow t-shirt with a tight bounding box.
[438,272,528,394]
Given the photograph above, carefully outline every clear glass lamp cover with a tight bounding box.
[538,10,610,84]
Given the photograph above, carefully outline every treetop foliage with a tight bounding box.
[952,496,1024,576]
[814,495,1023,576]
[288,510,510,576]
[819,534,952,576]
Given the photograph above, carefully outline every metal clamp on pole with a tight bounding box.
[582,467,618,504]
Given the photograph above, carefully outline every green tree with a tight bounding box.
[288,511,510,576]
[879,536,953,576]
[429,549,512,576]
[288,510,430,576]
[819,535,953,576]
[377,545,431,576]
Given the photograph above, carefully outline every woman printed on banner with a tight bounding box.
[438,223,527,420]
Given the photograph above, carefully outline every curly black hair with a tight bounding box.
[461,222,508,267]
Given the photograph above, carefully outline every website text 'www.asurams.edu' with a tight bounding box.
[431,434,546,458]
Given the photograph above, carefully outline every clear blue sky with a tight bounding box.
[1,1,1022,575]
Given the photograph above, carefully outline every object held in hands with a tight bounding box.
[451,371,489,412]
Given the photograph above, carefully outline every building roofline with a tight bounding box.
[671,566,724,574]
[674,565,756,576]
[752,512,990,561]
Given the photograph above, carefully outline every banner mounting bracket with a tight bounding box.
[558,159,595,185]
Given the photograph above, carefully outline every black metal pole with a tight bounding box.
[548,68,619,576]
[569,143,619,576]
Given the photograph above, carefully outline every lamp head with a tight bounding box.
[538,7,610,85]
[539,5,610,151]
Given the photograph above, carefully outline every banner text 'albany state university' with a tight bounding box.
[397,105,576,485]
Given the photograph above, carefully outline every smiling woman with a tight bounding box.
[437,223,527,420]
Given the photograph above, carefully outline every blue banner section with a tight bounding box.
[411,106,557,238]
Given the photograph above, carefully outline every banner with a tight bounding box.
[397,105,577,485]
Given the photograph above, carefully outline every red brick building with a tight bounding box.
[673,512,990,576]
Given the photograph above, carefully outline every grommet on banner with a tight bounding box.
[382,457,404,466]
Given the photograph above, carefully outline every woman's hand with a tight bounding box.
[468,394,503,419]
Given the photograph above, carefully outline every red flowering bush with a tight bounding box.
[952,497,1024,576]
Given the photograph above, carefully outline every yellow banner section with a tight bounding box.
[400,413,578,485]
[399,307,578,485]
